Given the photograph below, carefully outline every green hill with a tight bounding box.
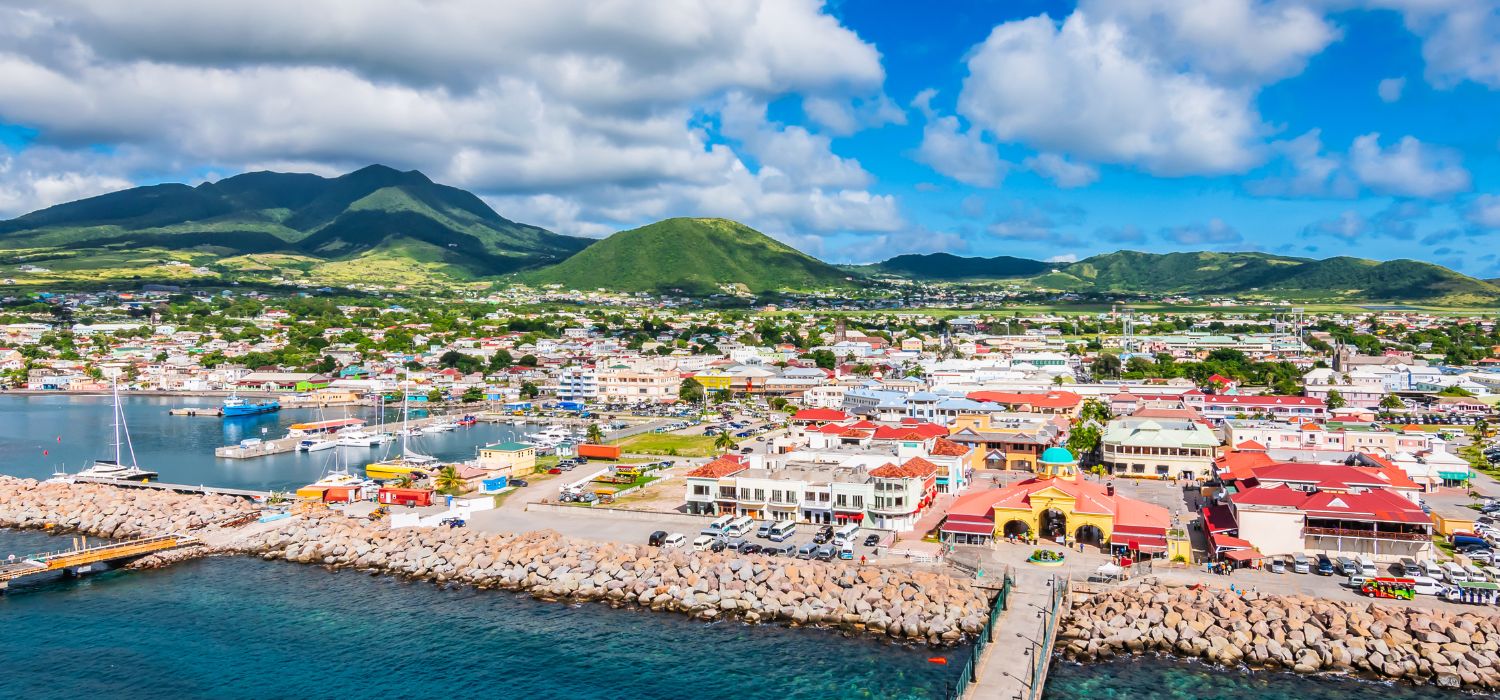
[0,164,589,277]
[862,252,1051,280]
[526,218,849,293]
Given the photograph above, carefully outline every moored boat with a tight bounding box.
[222,390,281,417]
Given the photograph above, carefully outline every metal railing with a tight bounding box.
[947,567,1013,700]
[1026,576,1068,700]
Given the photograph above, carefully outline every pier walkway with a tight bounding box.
[213,414,442,459]
[959,572,1067,700]
[0,533,198,591]
[69,475,270,500]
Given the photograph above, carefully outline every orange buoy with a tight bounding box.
[927,657,948,665]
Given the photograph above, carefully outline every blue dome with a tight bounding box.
[1039,447,1077,464]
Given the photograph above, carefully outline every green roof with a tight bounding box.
[488,441,533,452]
[1040,447,1076,464]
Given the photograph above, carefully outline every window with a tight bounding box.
[692,485,709,496]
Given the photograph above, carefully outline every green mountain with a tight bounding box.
[0,164,590,277]
[526,217,849,293]
[862,252,1051,280]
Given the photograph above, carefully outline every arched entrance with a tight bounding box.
[1040,508,1067,540]
[1074,524,1104,547]
[1003,520,1031,538]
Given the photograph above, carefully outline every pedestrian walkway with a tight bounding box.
[901,492,957,541]
[963,570,1066,700]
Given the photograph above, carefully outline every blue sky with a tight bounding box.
[1,0,1498,274]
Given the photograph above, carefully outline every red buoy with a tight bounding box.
[927,657,948,665]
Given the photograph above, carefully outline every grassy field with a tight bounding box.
[613,432,719,457]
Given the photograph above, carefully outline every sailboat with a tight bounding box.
[365,373,439,481]
[77,380,159,481]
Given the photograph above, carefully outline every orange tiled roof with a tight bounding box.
[685,457,748,479]
[870,457,939,479]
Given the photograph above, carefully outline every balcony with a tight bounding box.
[1303,526,1430,542]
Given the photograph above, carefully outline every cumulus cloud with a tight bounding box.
[1023,153,1099,188]
[1159,218,1243,246]
[1377,76,1407,102]
[1299,201,1428,241]
[802,94,906,136]
[0,0,902,239]
[1349,133,1471,199]
[985,199,1084,246]
[912,115,1006,188]
[1465,194,1500,230]
[1369,0,1500,89]
[958,11,1268,177]
[1045,253,1078,263]
[0,146,135,216]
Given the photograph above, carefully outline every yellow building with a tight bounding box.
[476,441,537,478]
[941,447,1172,555]
[692,368,735,392]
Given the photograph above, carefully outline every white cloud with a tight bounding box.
[1080,0,1338,83]
[1467,194,1500,230]
[801,94,906,136]
[1023,153,1099,188]
[912,114,1006,188]
[1160,218,1242,245]
[1349,133,1471,198]
[1045,253,1078,263]
[1377,76,1406,102]
[0,0,900,238]
[958,12,1266,176]
[1245,129,1357,198]
[0,146,135,216]
[1369,0,1500,89]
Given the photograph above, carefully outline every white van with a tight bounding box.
[1269,557,1286,574]
[1443,561,1469,583]
[701,515,733,536]
[691,535,714,551]
[768,520,797,542]
[1411,576,1446,596]
[1421,560,1444,579]
[724,516,754,537]
[1466,564,1487,582]
[1291,553,1311,574]
[662,532,686,548]
[1357,555,1377,577]
[833,523,859,546]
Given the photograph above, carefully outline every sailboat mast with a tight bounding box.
[112,378,122,464]
[401,371,409,459]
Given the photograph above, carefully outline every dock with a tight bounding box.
[0,533,199,592]
[212,414,443,459]
[956,573,1067,700]
[169,407,223,417]
[69,475,271,500]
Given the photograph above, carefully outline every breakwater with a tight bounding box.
[0,477,990,645]
[1060,582,1500,691]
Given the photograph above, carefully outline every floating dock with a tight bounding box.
[212,415,444,459]
[169,407,223,417]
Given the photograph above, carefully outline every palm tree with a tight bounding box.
[435,465,466,494]
[586,423,605,444]
[714,431,738,454]
[393,474,415,489]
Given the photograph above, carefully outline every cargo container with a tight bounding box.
[577,443,622,460]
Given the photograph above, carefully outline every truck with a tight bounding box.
[577,443,622,460]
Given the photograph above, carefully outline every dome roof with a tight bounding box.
[1039,446,1076,464]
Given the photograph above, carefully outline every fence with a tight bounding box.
[947,567,1013,700]
[1026,576,1069,700]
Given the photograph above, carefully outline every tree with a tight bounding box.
[519,381,540,399]
[1051,374,1065,386]
[1066,425,1102,463]
[679,378,704,403]
[488,349,514,371]
[461,386,485,403]
[393,475,415,488]
[809,349,836,370]
[714,431,738,454]
[1078,399,1111,425]
[518,354,538,367]
[1090,354,1121,379]
[1438,385,1476,398]
[435,465,466,494]
[586,423,605,444]
[427,388,445,403]
[1379,394,1405,410]
[1325,389,1346,410]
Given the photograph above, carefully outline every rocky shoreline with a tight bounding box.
[0,477,991,645]
[1061,582,1500,691]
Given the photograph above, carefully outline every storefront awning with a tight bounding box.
[1224,549,1264,561]
[1439,471,1471,481]
[941,520,995,536]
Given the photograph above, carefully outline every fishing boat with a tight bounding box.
[77,380,159,482]
[221,389,280,417]
[457,414,477,427]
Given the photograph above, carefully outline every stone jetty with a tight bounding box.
[0,477,991,645]
[1061,581,1500,691]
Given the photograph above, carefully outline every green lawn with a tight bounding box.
[613,432,719,457]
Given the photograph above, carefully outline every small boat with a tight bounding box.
[288,418,365,437]
[422,420,458,434]
[335,430,383,447]
[457,415,477,427]
[299,438,337,452]
[365,455,438,481]
[222,390,281,417]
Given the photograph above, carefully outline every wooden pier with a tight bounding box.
[169,407,223,417]
[69,475,271,500]
[0,533,199,592]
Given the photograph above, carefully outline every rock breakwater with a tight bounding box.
[1062,582,1500,691]
[0,477,991,645]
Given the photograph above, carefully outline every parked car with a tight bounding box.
[796,543,818,559]
[1268,557,1286,574]
[511,479,529,488]
[710,539,728,553]
[738,542,762,555]
[648,530,668,547]
[1316,554,1335,575]
[814,545,836,561]
[863,534,881,548]
[814,526,834,544]
[692,535,714,551]
[1291,553,1310,574]
[662,533,686,549]
[1411,576,1446,596]
[837,547,854,560]
[726,537,747,551]
[757,522,774,538]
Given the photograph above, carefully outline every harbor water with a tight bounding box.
[1046,656,1487,699]
[0,394,533,491]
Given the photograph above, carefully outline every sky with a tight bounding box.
[1,0,1499,275]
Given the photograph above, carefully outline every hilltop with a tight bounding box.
[526,218,848,293]
[858,252,1051,280]
[0,165,590,282]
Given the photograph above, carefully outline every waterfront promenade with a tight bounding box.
[963,571,1065,700]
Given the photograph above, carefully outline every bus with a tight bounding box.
[833,523,860,546]
[768,520,797,542]
[701,515,733,536]
[724,516,754,537]
[1360,577,1415,600]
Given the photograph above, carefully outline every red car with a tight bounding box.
[548,467,563,474]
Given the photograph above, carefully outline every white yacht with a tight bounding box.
[299,438,337,452]
[77,381,159,482]
[335,429,383,447]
